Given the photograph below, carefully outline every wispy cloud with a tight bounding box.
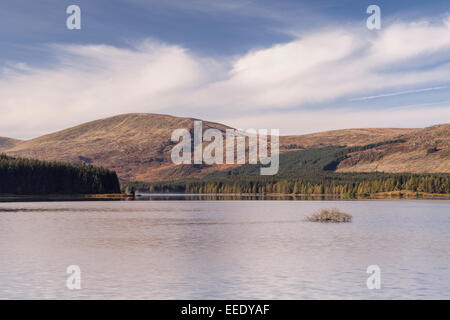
[349,86,448,101]
[1,16,450,138]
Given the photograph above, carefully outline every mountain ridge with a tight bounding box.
[2,113,449,181]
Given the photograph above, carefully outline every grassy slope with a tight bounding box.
[0,137,22,151]
[6,113,232,181]
[1,114,449,181]
[337,124,450,173]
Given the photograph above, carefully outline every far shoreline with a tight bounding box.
[0,193,134,202]
[135,191,450,200]
[1,191,449,203]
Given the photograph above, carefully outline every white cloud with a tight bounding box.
[1,16,450,138]
[369,18,450,63]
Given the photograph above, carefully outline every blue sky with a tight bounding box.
[0,0,450,138]
[2,0,449,59]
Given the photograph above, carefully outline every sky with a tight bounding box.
[0,0,450,139]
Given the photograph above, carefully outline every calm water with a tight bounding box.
[0,200,449,299]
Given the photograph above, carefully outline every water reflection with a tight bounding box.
[0,200,449,299]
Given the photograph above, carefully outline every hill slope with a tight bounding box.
[279,128,415,150]
[337,124,450,173]
[6,113,232,181]
[0,137,22,151]
[3,113,449,181]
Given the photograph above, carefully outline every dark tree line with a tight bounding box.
[0,154,121,195]
[121,141,449,197]
[123,172,450,196]
[209,142,409,176]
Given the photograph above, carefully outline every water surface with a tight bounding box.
[0,200,449,299]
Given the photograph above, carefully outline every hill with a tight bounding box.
[279,128,415,150]
[2,113,449,181]
[336,124,450,173]
[0,137,22,151]
[5,113,233,181]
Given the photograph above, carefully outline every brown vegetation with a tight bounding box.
[306,208,352,223]
[0,137,22,151]
[337,124,450,173]
[0,113,448,181]
[280,128,414,150]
